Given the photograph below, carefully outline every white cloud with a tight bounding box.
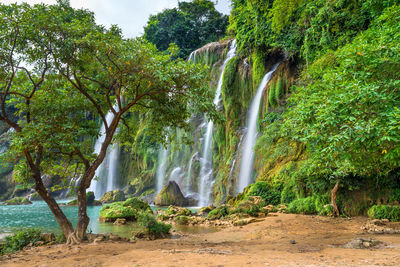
[0,0,231,38]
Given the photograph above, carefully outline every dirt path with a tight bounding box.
[2,213,400,266]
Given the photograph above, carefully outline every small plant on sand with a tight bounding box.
[136,212,171,238]
[0,228,42,254]
[368,205,400,222]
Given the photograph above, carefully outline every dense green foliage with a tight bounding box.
[0,228,42,254]
[368,205,400,222]
[99,197,151,220]
[230,0,397,62]
[136,211,172,237]
[144,0,228,59]
[246,182,280,205]
[283,5,400,178]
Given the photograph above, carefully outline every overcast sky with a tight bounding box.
[1,0,231,38]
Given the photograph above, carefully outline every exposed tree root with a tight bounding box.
[66,232,81,245]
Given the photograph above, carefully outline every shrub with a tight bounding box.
[247,181,281,205]
[55,233,66,244]
[368,205,400,222]
[207,206,229,219]
[0,228,42,254]
[288,197,317,215]
[137,212,171,237]
[174,216,189,225]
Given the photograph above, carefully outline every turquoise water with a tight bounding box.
[0,201,133,237]
[0,201,216,238]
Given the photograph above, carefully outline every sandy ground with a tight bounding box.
[1,213,400,267]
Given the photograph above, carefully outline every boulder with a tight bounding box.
[154,181,197,207]
[67,191,101,206]
[3,197,32,205]
[99,197,152,222]
[100,190,126,204]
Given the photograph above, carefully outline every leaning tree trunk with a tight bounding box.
[66,185,89,245]
[68,121,119,245]
[33,172,75,238]
[331,181,340,217]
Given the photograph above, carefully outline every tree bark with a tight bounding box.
[69,113,121,245]
[331,181,340,217]
[33,172,74,238]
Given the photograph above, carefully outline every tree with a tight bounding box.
[282,4,400,214]
[144,0,228,59]
[0,1,214,244]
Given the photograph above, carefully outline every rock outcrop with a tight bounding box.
[100,190,126,203]
[2,197,32,205]
[154,181,197,207]
[67,191,101,206]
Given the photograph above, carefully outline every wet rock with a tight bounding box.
[100,190,126,204]
[3,197,32,205]
[67,191,101,206]
[154,181,197,207]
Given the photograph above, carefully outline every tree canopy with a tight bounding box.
[144,0,228,59]
[0,0,214,243]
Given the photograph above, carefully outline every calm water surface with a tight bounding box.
[0,201,217,238]
[0,201,134,237]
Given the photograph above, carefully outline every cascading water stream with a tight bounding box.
[237,63,280,193]
[88,107,120,199]
[156,145,169,194]
[198,40,237,207]
[185,152,197,194]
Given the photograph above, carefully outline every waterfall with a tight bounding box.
[198,40,237,207]
[156,145,169,194]
[237,63,280,193]
[88,108,120,199]
[185,152,197,194]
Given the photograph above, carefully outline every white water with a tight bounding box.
[88,107,120,199]
[198,40,237,207]
[156,145,169,194]
[237,63,280,193]
[185,152,197,194]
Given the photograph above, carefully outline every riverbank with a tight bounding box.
[2,213,400,266]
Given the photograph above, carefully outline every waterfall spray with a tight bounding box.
[198,40,237,207]
[237,63,280,193]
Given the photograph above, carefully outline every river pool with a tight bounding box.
[0,201,215,239]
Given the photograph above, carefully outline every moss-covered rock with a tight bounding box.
[67,191,101,206]
[164,206,192,217]
[3,197,32,205]
[99,190,126,203]
[99,197,152,222]
[154,181,196,206]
